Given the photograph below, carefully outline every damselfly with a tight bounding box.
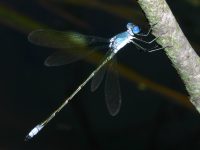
[25,23,164,140]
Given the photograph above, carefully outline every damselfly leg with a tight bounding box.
[135,23,157,37]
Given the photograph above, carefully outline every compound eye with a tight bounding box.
[132,26,140,34]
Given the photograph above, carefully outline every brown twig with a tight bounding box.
[138,0,200,113]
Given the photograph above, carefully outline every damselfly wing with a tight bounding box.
[28,29,122,116]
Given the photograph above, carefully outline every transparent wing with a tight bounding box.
[44,50,92,66]
[105,57,121,116]
[91,66,106,92]
[90,51,112,92]
[28,29,108,48]
[28,29,109,66]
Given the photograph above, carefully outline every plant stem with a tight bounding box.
[138,0,200,112]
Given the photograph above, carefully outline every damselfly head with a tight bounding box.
[126,23,140,35]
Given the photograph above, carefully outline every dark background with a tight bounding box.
[0,0,200,149]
